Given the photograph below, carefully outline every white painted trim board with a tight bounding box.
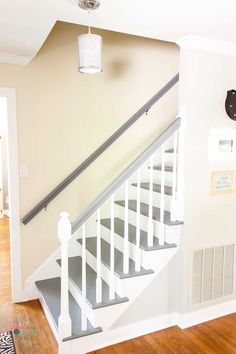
[0,88,24,302]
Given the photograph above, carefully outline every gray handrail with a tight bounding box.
[22,74,179,225]
[72,117,181,233]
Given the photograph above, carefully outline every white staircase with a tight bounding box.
[25,116,184,354]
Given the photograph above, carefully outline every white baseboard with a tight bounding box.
[64,312,179,354]
[57,298,236,353]
[177,298,236,329]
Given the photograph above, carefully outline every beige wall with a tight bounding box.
[179,48,236,313]
[0,21,179,280]
[113,48,236,327]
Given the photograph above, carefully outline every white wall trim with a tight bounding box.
[0,52,32,66]
[67,312,179,354]
[177,35,236,57]
[55,297,236,353]
[177,298,236,329]
[0,88,24,302]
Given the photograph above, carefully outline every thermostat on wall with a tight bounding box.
[209,128,236,163]
[218,139,234,153]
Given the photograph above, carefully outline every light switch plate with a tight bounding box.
[20,165,28,178]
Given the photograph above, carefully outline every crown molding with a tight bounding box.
[177,35,236,57]
[0,52,32,65]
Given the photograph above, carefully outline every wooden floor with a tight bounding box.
[0,217,57,354]
[90,312,236,353]
[1,217,236,354]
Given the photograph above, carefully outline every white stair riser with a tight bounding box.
[113,174,174,203]
[69,278,129,330]
[100,225,179,270]
[115,204,181,245]
[129,186,172,212]
[91,301,129,330]
[77,241,122,296]
[68,279,96,327]
[151,170,173,186]
[77,241,154,299]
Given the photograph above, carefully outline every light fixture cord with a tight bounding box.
[88,9,91,34]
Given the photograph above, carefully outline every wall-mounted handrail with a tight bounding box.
[22,73,179,225]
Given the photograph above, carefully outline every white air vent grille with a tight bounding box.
[192,244,235,305]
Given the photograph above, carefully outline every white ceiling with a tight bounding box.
[0,0,236,64]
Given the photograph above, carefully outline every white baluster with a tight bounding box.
[123,180,129,274]
[81,223,87,331]
[96,208,102,303]
[58,212,72,339]
[176,111,185,221]
[148,155,154,247]
[135,168,141,272]
[109,195,115,300]
[159,145,165,246]
[171,131,178,222]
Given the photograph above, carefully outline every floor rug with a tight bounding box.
[0,331,16,354]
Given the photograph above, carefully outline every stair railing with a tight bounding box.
[22,74,179,225]
[57,115,183,339]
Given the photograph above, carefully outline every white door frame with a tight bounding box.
[0,87,23,302]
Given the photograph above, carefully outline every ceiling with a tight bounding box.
[0,0,235,64]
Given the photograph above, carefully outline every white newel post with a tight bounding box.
[58,212,72,339]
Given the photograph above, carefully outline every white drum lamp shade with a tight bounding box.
[78,33,102,74]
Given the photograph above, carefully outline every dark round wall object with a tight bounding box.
[225,90,236,121]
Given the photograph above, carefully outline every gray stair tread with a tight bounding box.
[35,277,102,342]
[57,257,128,309]
[77,238,153,279]
[132,183,172,196]
[101,218,177,251]
[152,165,173,172]
[115,200,183,226]
[165,148,174,153]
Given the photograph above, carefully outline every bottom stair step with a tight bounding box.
[77,238,154,279]
[36,277,102,342]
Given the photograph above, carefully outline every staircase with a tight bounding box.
[23,75,184,354]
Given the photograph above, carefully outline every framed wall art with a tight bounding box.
[211,170,236,194]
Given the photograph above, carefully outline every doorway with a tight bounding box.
[0,88,22,302]
[0,97,9,218]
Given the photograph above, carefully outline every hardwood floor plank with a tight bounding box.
[90,312,236,354]
[0,217,57,354]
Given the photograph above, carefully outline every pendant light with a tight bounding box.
[78,0,102,74]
